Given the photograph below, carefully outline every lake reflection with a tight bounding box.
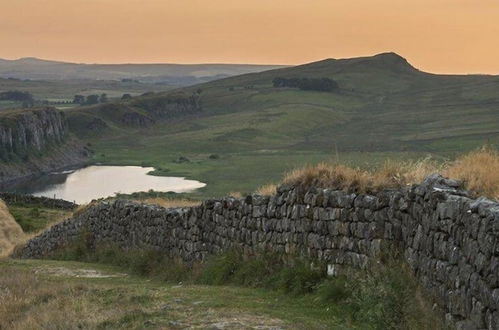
[9,166,206,204]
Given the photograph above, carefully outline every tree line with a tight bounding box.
[73,94,108,105]
[0,90,34,107]
[272,77,339,92]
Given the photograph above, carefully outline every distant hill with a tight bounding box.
[0,57,285,86]
[74,52,498,153]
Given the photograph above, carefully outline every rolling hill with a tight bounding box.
[0,57,285,85]
[7,52,499,196]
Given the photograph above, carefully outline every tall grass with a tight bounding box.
[0,200,24,257]
[444,146,499,199]
[281,146,498,199]
[282,157,442,194]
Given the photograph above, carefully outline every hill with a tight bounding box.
[0,57,285,85]
[9,52,499,196]
[0,199,24,257]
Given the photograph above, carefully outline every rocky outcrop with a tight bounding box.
[20,175,499,329]
[0,107,90,185]
[121,111,154,127]
[0,107,66,156]
[131,93,202,120]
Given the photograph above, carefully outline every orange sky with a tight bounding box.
[1,0,499,73]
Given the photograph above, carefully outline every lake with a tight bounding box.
[8,166,206,204]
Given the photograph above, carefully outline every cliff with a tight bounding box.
[20,174,499,329]
[0,107,90,185]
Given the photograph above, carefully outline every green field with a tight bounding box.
[0,77,171,110]
[58,53,499,197]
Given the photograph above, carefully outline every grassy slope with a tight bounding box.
[39,53,499,197]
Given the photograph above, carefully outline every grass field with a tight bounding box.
[0,258,335,329]
[0,77,171,110]
[0,251,446,330]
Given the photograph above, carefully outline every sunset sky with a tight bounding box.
[1,0,499,73]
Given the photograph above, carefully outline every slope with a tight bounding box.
[11,53,499,196]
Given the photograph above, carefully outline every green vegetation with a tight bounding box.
[8,205,71,233]
[0,77,171,110]
[0,259,331,329]
[52,53,498,198]
[43,235,445,329]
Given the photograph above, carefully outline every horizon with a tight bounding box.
[2,0,499,75]
[2,52,498,77]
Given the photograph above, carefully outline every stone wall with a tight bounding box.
[0,192,77,210]
[20,174,499,329]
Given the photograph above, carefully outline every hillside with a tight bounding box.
[0,57,285,84]
[2,53,497,196]
[51,52,499,196]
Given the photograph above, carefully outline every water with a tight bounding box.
[8,166,206,204]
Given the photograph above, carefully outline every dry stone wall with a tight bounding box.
[20,174,499,330]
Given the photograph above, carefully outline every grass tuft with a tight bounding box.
[444,146,499,199]
[255,183,278,196]
[281,146,498,199]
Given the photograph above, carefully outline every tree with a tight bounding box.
[0,90,34,103]
[85,94,99,105]
[99,93,108,103]
[121,93,132,100]
[73,95,85,104]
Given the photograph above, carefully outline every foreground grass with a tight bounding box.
[1,258,351,329]
[42,237,447,330]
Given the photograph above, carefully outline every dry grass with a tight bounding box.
[255,184,278,196]
[140,197,201,208]
[283,158,440,194]
[0,268,106,329]
[0,200,25,257]
[281,147,499,199]
[228,191,243,198]
[0,261,295,329]
[444,146,499,199]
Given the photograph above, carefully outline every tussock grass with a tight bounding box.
[0,200,24,257]
[282,146,498,199]
[228,191,243,198]
[255,184,278,196]
[444,146,499,199]
[283,158,441,194]
[140,197,201,208]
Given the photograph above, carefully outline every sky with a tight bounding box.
[1,0,499,74]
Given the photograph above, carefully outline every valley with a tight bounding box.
[51,52,499,197]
